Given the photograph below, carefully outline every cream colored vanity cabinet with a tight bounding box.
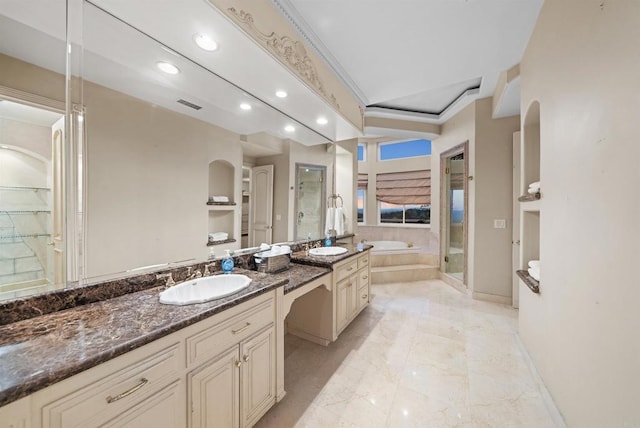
[32,338,185,428]
[186,292,277,428]
[0,396,30,428]
[335,252,370,335]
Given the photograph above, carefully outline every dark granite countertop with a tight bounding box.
[290,244,372,268]
[0,263,330,407]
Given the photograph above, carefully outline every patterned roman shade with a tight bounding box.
[357,173,368,189]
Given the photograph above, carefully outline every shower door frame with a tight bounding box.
[439,141,469,287]
[293,163,327,241]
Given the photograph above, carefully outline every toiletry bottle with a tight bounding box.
[221,250,234,274]
[325,233,332,247]
[208,247,215,260]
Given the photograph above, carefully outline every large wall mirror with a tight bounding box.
[0,0,354,301]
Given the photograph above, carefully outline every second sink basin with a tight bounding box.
[159,274,252,305]
[309,247,348,256]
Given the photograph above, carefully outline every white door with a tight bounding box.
[512,131,521,308]
[250,165,273,246]
[51,117,65,287]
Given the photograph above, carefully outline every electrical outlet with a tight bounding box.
[276,214,281,221]
[494,219,506,229]
[494,219,506,228]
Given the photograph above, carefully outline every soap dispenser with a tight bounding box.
[324,233,332,247]
[221,250,234,274]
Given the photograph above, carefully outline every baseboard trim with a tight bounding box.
[286,325,331,346]
[515,335,567,427]
[471,291,512,305]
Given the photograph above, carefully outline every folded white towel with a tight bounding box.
[528,260,540,269]
[335,207,345,236]
[259,243,270,251]
[325,207,336,234]
[527,188,539,195]
[528,267,540,281]
[528,181,540,192]
[211,196,229,203]
[209,232,229,241]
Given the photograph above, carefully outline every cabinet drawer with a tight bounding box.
[186,297,275,368]
[357,254,369,270]
[358,269,369,286]
[335,260,358,282]
[41,344,181,428]
[357,283,369,312]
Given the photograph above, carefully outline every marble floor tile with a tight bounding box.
[255,280,561,428]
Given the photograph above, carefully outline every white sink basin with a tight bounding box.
[159,274,251,305]
[309,247,348,256]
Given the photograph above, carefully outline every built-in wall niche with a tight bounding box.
[522,101,540,197]
[518,100,541,293]
[207,160,236,247]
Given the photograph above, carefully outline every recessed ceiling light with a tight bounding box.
[316,117,328,125]
[193,33,218,51]
[240,103,252,111]
[284,125,295,132]
[275,90,287,98]
[156,61,180,75]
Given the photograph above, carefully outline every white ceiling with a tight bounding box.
[0,0,542,148]
[274,0,543,124]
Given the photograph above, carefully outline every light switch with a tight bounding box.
[494,219,506,229]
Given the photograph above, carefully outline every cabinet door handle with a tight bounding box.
[362,275,368,279]
[362,294,367,299]
[235,360,242,368]
[232,322,251,334]
[106,378,148,403]
[242,354,250,362]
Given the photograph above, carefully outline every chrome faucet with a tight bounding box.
[156,272,175,287]
[203,262,216,276]
[185,267,202,280]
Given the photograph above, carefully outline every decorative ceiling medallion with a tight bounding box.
[227,7,340,111]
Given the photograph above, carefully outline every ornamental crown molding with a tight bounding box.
[228,7,341,112]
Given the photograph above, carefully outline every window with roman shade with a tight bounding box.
[375,170,430,205]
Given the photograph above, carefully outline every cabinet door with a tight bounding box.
[240,326,276,428]
[336,277,351,333]
[0,396,29,428]
[103,381,184,428]
[189,347,240,428]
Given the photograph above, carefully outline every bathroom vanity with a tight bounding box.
[0,245,371,428]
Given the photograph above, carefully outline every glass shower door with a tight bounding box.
[444,150,466,282]
[294,164,326,241]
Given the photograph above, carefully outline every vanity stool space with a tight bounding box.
[286,249,371,346]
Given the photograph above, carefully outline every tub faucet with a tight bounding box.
[204,262,216,276]
[156,272,175,287]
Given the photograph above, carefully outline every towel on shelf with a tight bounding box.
[211,196,229,203]
[334,207,345,236]
[209,232,229,242]
[528,260,540,269]
[325,207,336,234]
[527,181,541,194]
[528,267,540,281]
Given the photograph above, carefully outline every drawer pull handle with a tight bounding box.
[242,354,250,362]
[362,275,368,279]
[232,322,251,334]
[235,360,242,368]
[106,378,148,403]
[347,267,354,271]
[362,294,367,299]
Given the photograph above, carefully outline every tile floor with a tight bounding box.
[256,279,561,427]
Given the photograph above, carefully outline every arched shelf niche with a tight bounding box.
[207,159,236,246]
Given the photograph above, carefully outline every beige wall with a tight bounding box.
[473,98,520,298]
[432,102,476,288]
[518,1,640,426]
[432,98,519,299]
[0,54,65,105]
[84,82,242,278]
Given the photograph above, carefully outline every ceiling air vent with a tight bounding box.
[177,99,202,110]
